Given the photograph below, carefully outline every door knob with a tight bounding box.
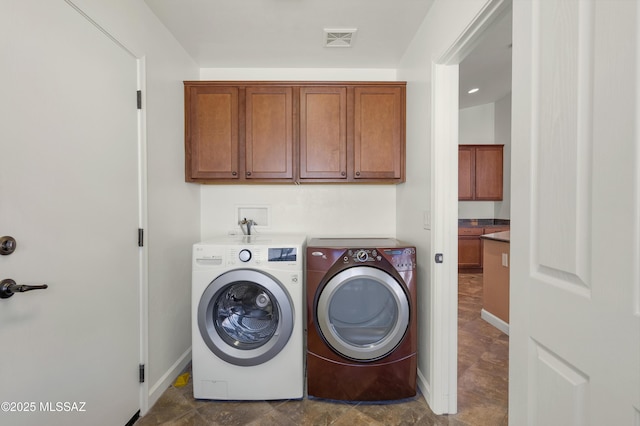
[0,236,16,255]
[0,279,48,299]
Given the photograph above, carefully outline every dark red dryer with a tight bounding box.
[306,238,417,401]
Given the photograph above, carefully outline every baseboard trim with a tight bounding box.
[481,309,509,335]
[146,347,192,414]
[416,368,432,406]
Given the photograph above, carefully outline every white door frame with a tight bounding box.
[136,57,150,415]
[64,0,150,415]
[430,0,510,414]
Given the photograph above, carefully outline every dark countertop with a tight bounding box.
[480,231,510,243]
[458,219,510,227]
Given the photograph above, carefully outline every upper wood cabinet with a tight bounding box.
[299,86,347,180]
[185,85,239,180]
[185,83,294,183]
[185,81,406,184]
[354,86,404,181]
[458,145,504,200]
[245,86,294,180]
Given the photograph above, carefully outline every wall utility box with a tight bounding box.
[236,206,270,228]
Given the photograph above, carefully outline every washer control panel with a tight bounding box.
[194,244,302,270]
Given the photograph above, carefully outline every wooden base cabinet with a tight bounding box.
[458,224,510,272]
[458,227,485,272]
[482,238,510,324]
[185,81,406,184]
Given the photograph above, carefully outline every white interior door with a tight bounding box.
[0,1,140,425]
[510,0,640,424]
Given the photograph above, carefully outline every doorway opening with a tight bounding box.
[430,0,512,416]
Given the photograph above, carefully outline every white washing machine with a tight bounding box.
[192,234,306,400]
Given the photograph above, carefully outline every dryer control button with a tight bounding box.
[356,250,369,262]
[238,249,252,262]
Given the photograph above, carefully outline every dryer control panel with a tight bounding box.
[382,248,416,272]
[343,247,416,272]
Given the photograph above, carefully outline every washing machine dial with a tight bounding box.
[356,250,369,262]
[238,249,252,262]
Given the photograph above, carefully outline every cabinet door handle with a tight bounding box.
[355,171,361,177]
[341,171,346,177]
[232,171,237,176]
[246,171,252,176]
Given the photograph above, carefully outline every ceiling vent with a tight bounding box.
[324,28,357,47]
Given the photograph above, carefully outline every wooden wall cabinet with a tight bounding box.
[185,84,294,183]
[185,85,239,180]
[299,86,347,180]
[245,86,294,180]
[458,145,504,200]
[353,86,404,181]
[185,81,406,184]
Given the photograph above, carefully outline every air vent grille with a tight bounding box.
[324,28,357,47]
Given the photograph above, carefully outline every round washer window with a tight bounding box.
[214,282,279,349]
[198,269,294,366]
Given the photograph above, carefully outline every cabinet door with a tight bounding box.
[185,85,239,180]
[354,86,404,180]
[474,145,503,200]
[458,146,474,200]
[458,227,484,271]
[245,86,294,180]
[299,87,347,179]
[458,235,483,270]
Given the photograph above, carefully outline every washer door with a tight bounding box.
[316,266,410,361]
[198,269,294,366]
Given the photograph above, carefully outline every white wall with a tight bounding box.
[458,103,497,218]
[459,102,496,144]
[198,68,399,240]
[458,95,511,220]
[397,0,497,411]
[494,93,511,219]
[68,0,201,409]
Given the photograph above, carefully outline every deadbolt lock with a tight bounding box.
[0,236,16,255]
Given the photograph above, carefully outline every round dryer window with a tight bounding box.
[198,269,294,366]
[316,266,410,361]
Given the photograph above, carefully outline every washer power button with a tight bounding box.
[239,249,252,262]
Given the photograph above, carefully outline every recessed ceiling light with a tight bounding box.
[468,88,480,94]
[324,28,357,47]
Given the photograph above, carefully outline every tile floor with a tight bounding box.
[136,273,508,425]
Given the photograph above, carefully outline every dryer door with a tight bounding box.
[198,269,294,366]
[316,266,410,361]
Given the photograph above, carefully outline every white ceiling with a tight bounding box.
[459,10,512,109]
[144,0,436,68]
[144,0,511,107]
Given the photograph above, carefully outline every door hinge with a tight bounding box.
[138,228,144,247]
[139,364,145,383]
[137,90,142,110]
